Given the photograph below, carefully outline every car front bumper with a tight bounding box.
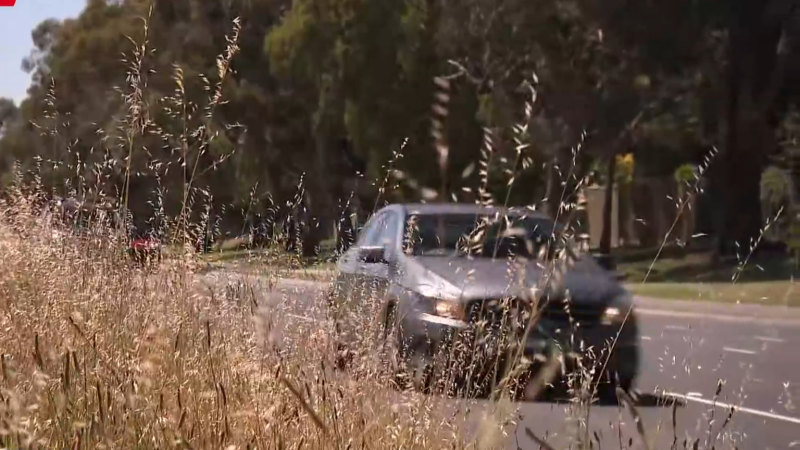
[401,311,640,381]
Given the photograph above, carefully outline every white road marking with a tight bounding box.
[663,324,689,331]
[665,391,800,425]
[686,392,703,398]
[754,336,785,343]
[641,336,652,341]
[722,347,757,355]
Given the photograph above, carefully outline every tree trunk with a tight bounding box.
[599,155,616,255]
[678,183,697,245]
[618,181,635,246]
[303,74,346,258]
[303,138,337,257]
[717,0,789,256]
[720,100,769,256]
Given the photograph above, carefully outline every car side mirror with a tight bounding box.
[359,246,388,264]
[592,253,617,271]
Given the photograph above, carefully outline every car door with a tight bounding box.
[334,214,377,297]
[359,210,400,303]
[331,212,390,344]
[347,212,389,302]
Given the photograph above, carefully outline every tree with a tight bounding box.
[3,0,798,259]
[266,0,443,252]
[715,0,799,256]
[21,18,61,86]
[1,0,297,233]
[0,98,20,180]
[0,98,18,131]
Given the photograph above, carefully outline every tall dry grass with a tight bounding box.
[0,202,484,449]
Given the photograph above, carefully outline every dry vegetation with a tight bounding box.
[0,201,490,449]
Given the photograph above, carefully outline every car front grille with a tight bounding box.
[466,297,605,328]
[537,298,606,326]
[466,298,530,328]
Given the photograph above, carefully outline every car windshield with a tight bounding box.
[404,213,560,258]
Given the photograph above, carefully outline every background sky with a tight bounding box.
[0,0,86,104]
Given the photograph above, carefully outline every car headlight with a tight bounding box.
[600,306,622,325]
[434,298,466,320]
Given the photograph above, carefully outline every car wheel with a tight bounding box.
[597,370,635,404]
[379,304,404,385]
[326,290,354,372]
[380,303,432,391]
[407,352,433,393]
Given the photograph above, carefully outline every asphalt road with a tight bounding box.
[202,271,800,449]
[511,305,800,449]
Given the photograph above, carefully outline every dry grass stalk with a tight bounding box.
[0,198,477,449]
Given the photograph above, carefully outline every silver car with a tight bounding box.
[329,203,639,398]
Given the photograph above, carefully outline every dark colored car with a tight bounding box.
[328,203,639,397]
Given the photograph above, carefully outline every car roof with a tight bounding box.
[388,203,551,219]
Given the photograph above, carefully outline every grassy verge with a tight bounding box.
[627,280,798,306]
[198,238,339,282]
[617,250,795,282]
[200,249,337,282]
[616,249,799,306]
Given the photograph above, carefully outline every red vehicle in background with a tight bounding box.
[128,235,162,265]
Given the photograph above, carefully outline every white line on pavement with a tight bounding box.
[636,307,800,326]
[754,336,786,343]
[722,347,757,355]
[665,391,800,425]
[663,324,689,331]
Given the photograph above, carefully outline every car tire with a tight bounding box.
[597,370,635,404]
[326,288,353,371]
[379,303,406,387]
[380,304,432,391]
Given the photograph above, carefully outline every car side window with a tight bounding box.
[377,212,400,249]
[357,213,386,247]
[357,211,400,248]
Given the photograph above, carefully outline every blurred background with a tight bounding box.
[0,0,797,303]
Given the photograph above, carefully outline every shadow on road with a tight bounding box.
[633,391,686,407]
[412,382,688,408]
[518,389,686,408]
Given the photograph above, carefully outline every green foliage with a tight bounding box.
[760,166,791,208]
[264,0,330,79]
[0,98,18,130]
[674,163,697,185]
[615,153,634,185]
[760,166,795,243]
[0,0,791,246]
